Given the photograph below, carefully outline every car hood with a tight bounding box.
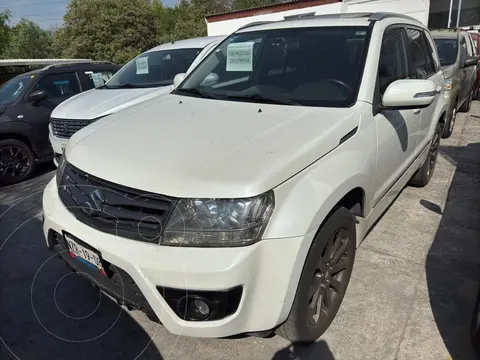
[441,64,457,79]
[51,86,174,120]
[67,95,361,198]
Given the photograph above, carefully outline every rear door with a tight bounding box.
[405,27,443,149]
[22,72,81,153]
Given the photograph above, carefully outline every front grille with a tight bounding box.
[50,118,94,138]
[58,164,176,243]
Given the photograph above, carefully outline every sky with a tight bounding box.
[0,0,177,29]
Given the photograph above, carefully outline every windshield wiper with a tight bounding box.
[227,93,300,106]
[176,87,218,99]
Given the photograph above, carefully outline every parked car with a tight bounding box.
[468,31,480,99]
[432,29,478,138]
[0,61,121,185]
[48,36,225,165]
[43,12,446,343]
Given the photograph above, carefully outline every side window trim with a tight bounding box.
[404,25,437,80]
[423,30,441,73]
[374,24,409,112]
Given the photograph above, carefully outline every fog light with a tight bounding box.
[177,295,212,321]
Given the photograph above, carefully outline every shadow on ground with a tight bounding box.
[0,185,163,359]
[423,142,480,359]
[272,341,334,360]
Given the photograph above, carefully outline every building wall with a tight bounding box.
[206,0,431,36]
[344,0,431,25]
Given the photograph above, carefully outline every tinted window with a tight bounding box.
[178,27,370,107]
[378,28,408,95]
[434,38,458,66]
[34,73,80,99]
[105,48,202,89]
[0,74,36,105]
[81,70,115,90]
[406,28,436,79]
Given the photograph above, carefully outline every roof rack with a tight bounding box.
[42,60,113,70]
[368,12,419,22]
[237,11,420,32]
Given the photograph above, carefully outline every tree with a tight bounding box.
[4,18,55,59]
[55,0,158,64]
[0,9,11,57]
[232,0,281,10]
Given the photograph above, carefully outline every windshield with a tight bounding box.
[0,74,36,106]
[104,48,202,89]
[176,27,369,107]
[434,38,458,66]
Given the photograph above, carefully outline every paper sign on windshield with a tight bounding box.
[136,57,149,74]
[226,42,254,72]
[91,73,104,87]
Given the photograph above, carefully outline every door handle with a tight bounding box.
[413,109,421,115]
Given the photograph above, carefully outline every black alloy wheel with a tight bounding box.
[276,207,356,344]
[0,139,36,185]
[308,228,351,326]
[426,122,441,179]
[409,121,442,187]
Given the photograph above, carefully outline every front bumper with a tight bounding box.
[49,130,67,167]
[42,178,310,338]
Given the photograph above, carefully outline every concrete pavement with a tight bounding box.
[1,102,479,360]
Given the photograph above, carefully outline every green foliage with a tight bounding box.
[4,18,56,58]
[56,0,158,64]
[0,9,11,56]
[232,0,280,10]
[0,0,287,63]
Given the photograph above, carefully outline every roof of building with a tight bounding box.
[205,0,339,23]
[0,59,95,67]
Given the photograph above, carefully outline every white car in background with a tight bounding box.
[49,35,225,165]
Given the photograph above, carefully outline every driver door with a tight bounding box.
[22,72,81,156]
[372,26,421,206]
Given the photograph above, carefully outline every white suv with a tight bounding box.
[48,36,224,165]
[43,12,446,343]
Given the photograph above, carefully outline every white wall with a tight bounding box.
[206,0,431,36]
[344,0,431,25]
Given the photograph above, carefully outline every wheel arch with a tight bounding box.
[0,132,38,158]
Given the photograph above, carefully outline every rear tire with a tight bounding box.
[459,90,473,113]
[442,106,456,139]
[0,139,36,186]
[409,121,441,187]
[275,207,356,344]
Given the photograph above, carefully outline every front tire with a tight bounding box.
[0,139,36,186]
[409,121,441,187]
[276,207,356,344]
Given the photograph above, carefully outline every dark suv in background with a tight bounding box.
[0,61,121,185]
[432,29,478,138]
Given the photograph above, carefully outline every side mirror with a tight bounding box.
[464,55,479,68]
[173,73,186,88]
[382,79,437,110]
[27,90,48,104]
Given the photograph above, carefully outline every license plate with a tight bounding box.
[64,234,106,275]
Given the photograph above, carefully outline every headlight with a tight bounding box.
[444,78,452,91]
[163,191,274,247]
[56,152,67,187]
